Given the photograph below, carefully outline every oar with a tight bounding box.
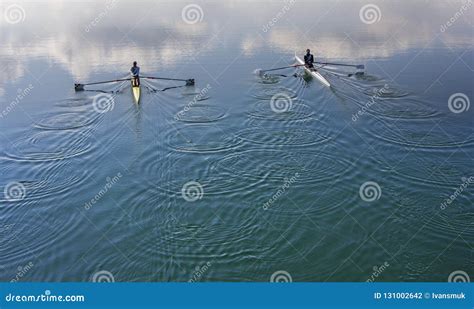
[319,66,364,78]
[142,76,195,86]
[315,61,365,70]
[74,78,131,91]
[259,64,305,73]
[255,64,305,78]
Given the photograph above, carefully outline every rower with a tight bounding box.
[131,61,140,86]
[304,49,315,69]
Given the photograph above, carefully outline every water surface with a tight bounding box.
[0,0,473,282]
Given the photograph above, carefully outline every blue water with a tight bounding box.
[0,0,473,282]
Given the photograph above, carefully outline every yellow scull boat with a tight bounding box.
[131,77,141,104]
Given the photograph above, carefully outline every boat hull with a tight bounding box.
[132,86,140,104]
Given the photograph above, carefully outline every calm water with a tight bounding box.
[0,0,473,282]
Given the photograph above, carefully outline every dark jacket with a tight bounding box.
[304,54,314,67]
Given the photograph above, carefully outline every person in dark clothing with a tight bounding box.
[303,49,315,68]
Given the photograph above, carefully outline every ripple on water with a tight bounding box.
[338,75,388,94]
[153,211,264,263]
[4,130,94,162]
[249,86,298,101]
[385,185,474,244]
[363,118,474,150]
[357,97,442,120]
[256,74,281,85]
[361,83,410,99]
[139,151,260,198]
[55,97,93,108]
[0,206,83,274]
[154,172,264,199]
[427,208,474,241]
[165,123,242,154]
[247,99,314,122]
[180,88,211,101]
[0,160,92,204]
[174,104,227,123]
[235,126,332,147]
[211,148,355,184]
[390,156,471,187]
[258,183,358,219]
[34,112,99,130]
[344,80,442,120]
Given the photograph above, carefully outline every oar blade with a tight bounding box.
[254,69,264,76]
[74,84,85,91]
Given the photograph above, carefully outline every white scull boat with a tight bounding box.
[295,52,331,87]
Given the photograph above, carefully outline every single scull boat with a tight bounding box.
[295,52,331,87]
